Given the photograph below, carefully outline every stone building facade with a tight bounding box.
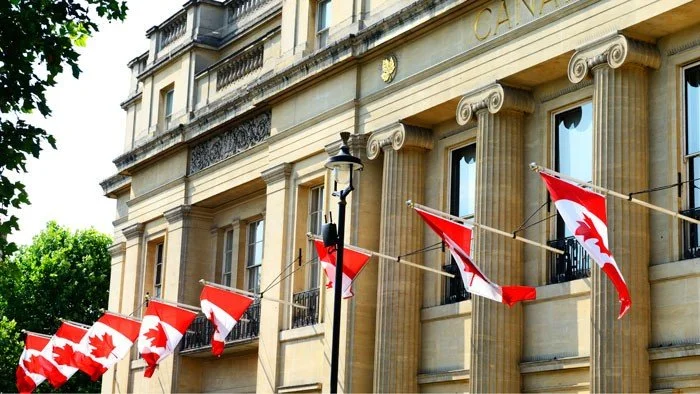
[101,0,700,392]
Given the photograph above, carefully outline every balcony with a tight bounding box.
[158,12,187,51]
[442,263,471,305]
[181,301,260,353]
[681,207,700,259]
[546,236,591,284]
[291,288,320,328]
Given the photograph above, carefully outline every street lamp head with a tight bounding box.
[325,132,363,186]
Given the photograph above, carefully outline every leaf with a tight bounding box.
[144,324,168,349]
[88,333,116,358]
[575,213,612,257]
[53,344,78,367]
[22,355,46,375]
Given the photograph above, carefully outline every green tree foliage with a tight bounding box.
[0,0,127,257]
[0,222,112,393]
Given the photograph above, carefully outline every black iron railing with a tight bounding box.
[681,207,700,259]
[291,288,320,328]
[181,301,260,352]
[547,236,591,284]
[442,263,471,305]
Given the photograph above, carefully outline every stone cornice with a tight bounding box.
[366,122,432,160]
[456,83,534,126]
[568,33,661,84]
[164,205,195,223]
[122,223,145,240]
[261,162,292,184]
[108,242,126,258]
[100,173,131,198]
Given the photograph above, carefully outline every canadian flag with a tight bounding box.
[137,300,198,377]
[414,207,537,306]
[75,312,142,381]
[42,321,88,388]
[200,285,254,357]
[16,332,63,394]
[313,239,372,298]
[539,172,631,318]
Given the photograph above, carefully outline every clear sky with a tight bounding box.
[8,0,183,246]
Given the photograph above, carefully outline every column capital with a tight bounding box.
[122,223,144,240]
[568,33,660,83]
[164,205,192,223]
[108,242,126,258]
[325,133,370,159]
[366,122,432,160]
[261,162,293,184]
[456,82,534,126]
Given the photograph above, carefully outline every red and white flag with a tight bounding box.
[137,300,197,377]
[75,312,141,381]
[414,207,537,306]
[313,239,372,298]
[539,172,631,318]
[16,332,63,394]
[42,321,88,388]
[200,285,254,357]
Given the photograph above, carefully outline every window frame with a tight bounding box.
[683,61,700,208]
[316,0,331,48]
[245,219,264,294]
[222,228,235,287]
[306,185,324,289]
[447,143,477,220]
[153,242,164,298]
[164,88,174,126]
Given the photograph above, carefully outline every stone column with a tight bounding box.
[101,242,126,394]
[456,83,534,392]
[568,34,660,392]
[367,123,432,393]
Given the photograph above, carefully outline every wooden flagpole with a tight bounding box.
[306,234,455,278]
[198,279,308,310]
[58,318,92,329]
[20,329,52,339]
[98,308,143,322]
[406,200,565,255]
[530,162,700,226]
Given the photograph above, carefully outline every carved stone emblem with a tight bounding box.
[381,54,397,83]
[189,111,271,174]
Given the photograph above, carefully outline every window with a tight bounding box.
[154,242,164,298]
[307,186,324,288]
[222,229,234,286]
[164,88,174,126]
[316,0,331,48]
[547,102,593,283]
[443,144,476,305]
[683,63,700,258]
[246,220,264,294]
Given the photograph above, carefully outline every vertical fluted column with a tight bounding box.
[568,34,660,392]
[367,124,432,393]
[457,83,534,392]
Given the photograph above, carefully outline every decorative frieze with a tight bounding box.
[216,43,264,91]
[456,82,534,126]
[189,111,271,174]
[568,33,660,84]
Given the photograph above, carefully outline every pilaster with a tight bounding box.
[367,123,432,393]
[457,82,534,392]
[101,242,127,394]
[256,162,293,393]
[568,33,660,393]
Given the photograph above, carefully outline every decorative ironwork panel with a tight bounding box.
[442,263,471,305]
[216,43,264,91]
[291,288,320,328]
[181,301,260,352]
[189,111,271,174]
[681,207,700,259]
[546,236,591,284]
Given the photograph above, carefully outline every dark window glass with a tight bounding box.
[450,144,476,217]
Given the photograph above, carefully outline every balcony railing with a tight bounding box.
[215,43,264,91]
[159,13,187,51]
[227,0,273,23]
[181,301,260,352]
[681,207,700,259]
[546,236,591,284]
[291,288,320,328]
[443,263,471,305]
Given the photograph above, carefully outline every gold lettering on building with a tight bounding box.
[474,7,493,41]
[472,0,572,42]
[514,0,536,25]
[495,0,512,33]
[540,0,559,15]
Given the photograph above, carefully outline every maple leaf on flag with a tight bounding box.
[89,333,116,359]
[144,324,168,349]
[23,355,46,375]
[575,213,612,257]
[53,345,78,367]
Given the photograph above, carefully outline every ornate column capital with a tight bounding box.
[456,82,534,126]
[122,223,144,240]
[108,242,126,258]
[261,162,293,184]
[568,33,660,83]
[164,205,193,223]
[366,122,432,160]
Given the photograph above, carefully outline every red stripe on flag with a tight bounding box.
[601,263,632,319]
[144,301,198,333]
[200,285,253,321]
[99,313,141,341]
[539,172,607,223]
[16,366,36,394]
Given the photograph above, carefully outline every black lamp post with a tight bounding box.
[325,132,363,393]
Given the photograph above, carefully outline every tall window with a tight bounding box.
[222,229,234,286]
[683,63,700,258]
[307,186,324,288]
[554,102,593,238]
[316,0,331,48]
[164,88,174,126]
[246,220,264,294]
[443,144,476,304]
[154,243,164,298]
